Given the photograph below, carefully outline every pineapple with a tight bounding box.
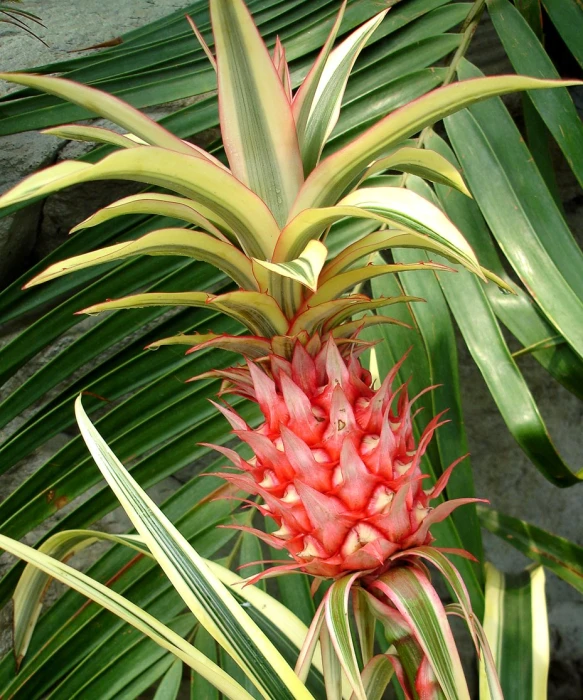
[207,336,477,580]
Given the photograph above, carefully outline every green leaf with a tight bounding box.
[210,0,303,227]
[487,0,583,190]
[12,530,149,667]
[80,290,288,338]
[432,248,583,487]
[541,0,583,69]
[479,563,549,700]
[298,9,387,173]
[320,624,343,700]
[0,71,210,160]
[153,658,183,700]
[446,61,583,362]
[360,145,471,196]
[26,228,259,291]
[425,129,583,401]
[325,574,366,700]
[74,397,314,700]
[358,655,395,700]
[0,146,279,258]
[478,506,583,594]
[192,626,221,700]
[42,124,146,149]
[291,74,578,214]
[0,533,254,700]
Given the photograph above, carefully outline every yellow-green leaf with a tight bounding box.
[255,240,327,292]
[298,9,388,173]
[0,72,199,157]
[70,193,230,242]
[42,124,146,149]
[210,0,303,228]
[80,290,288,338]
[0,147,279,258]
[24,228,259,291]
[359,146,471,196]
[290,75,580,214]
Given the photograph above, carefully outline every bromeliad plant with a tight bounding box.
[0,0,576,697]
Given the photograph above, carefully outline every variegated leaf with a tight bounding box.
[74,397,314,700]
[290,75,579,214]
[210,0,303,227]
[359,146,471,196]
[480,563,548,700]
[0,147,279,258]
[298,9,388,173]
[0,72,202,158]
[70,193,230,242]
[80,290,289,338]
[0,534,254,700]
[255,240,327,292]
[42,124,145,149]
[25,228,259,291]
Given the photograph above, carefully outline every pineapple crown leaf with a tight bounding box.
[0,0,575,346]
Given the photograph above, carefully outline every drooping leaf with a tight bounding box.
[478,506,583,594]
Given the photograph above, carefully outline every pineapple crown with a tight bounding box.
[0,0,559,361]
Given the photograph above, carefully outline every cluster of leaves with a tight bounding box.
[0,0,582,697]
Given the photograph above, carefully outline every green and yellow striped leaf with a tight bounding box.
[291,75,579,214]
[0,533,254,700]
[308,261,451,307]
[480,563,549,700]
[298,9,387,173]
[70,193,229,242]
[42,124,146,149]
[80,290,288,338]
[74,397,314,700]
[210,0,303,227]
[0,72,201,157]
[325,574,366,700]
[0,147,279,258]
[359,146,471,196]
[25,228,259,291]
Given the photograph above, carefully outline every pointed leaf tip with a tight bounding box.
[254,240,328,291]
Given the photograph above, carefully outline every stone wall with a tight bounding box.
[0,2,582,697]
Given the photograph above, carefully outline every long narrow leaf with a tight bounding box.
[478,506,583,594]
[74,397,313,700]
[0,534,254,700]
[290,74,578,214]
[479,563,549,700]
[210,0,303,227]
